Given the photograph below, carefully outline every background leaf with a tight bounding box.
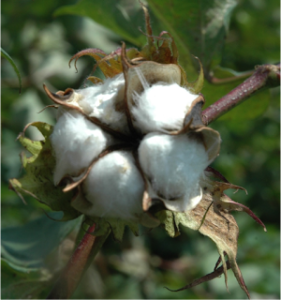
[54,0,157,48]
[1,212,82,268]
[147,0,237,74]
[1,259,50,299]
[1,47,22,93]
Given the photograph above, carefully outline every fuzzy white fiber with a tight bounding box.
[81,151,145,221]
[132,82,199,133]
[138,133,209,211]
[76,74,128,133]
[50,109,112,185]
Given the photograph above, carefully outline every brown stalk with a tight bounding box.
[202,63,280,125]
[47,224,110,299]
[47,224,97,299]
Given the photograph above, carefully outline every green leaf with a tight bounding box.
[1,47,22,93]
[1,259,49,299]
[9,122,80,221]
[146,0,237,74]
[1,212,82,268]
[54,0,151,48]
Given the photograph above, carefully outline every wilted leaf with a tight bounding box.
[156,176,254,298]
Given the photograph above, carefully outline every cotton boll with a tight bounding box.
[80,151,145,221]
[76,74,129,134]
[50,108,112,185]
[138,133,209,211]
[132,83,199,134]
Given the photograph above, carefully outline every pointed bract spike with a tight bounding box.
[165,260,231,292]
[43,84,74,104]
[228,254,251,299]
[216,181,248,194]
[69,48,107,72]
[221,195,267,232]
[87,76,104,85]
[205,167,229,183]
[140,2,154,48]
[218,248,229,291]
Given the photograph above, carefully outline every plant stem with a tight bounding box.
[46,224,110,299]
[202,63,280,125]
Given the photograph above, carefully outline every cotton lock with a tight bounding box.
[132,82,199,133]
[77,151,145,221]
[50,108,112,185]
[138,132,209,211]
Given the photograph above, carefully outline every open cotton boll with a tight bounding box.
[50,108,112,185]
[138,133,209,211]
[132,83,199,133]
[76,74,129,134]
[81,151,145,221]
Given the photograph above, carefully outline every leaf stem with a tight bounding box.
[202,63,280,125]
[46,223,110,299]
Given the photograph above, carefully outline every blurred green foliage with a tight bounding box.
[1,0,279,299]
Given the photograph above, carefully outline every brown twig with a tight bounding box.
[202,63,280,125]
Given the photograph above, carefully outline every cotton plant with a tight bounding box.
[10,5,269,299]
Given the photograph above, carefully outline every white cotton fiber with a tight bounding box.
[138,133,209,211]
[81,151,145,221]
[76,74,129,134]
[131,83,199,133]
[50,109,112,185]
